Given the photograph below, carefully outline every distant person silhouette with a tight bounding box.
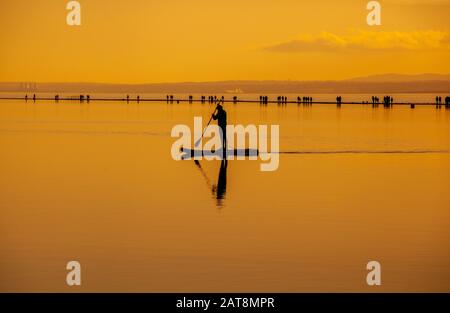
[212,103,227,154]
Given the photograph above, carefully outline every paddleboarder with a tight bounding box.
[212,103,227,152]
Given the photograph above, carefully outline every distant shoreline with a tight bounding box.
[1,95,445,107]
[1,74,450,94]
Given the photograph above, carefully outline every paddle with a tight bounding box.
[194,105,218,147]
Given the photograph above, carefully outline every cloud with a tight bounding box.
[262,30,450,53]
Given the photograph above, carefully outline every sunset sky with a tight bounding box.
[0,0,449,83]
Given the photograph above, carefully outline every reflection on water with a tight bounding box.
[1,95,450,292]
[195,159,228,207]
[214,160,227,206]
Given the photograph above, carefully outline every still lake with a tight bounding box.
[1,93,449,291]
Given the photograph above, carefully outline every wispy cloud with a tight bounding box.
[262,30,450,53]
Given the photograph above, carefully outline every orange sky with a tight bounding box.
[0,0,449,83]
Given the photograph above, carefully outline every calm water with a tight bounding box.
[1,93,449,292]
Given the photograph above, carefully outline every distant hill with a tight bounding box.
[1,74,449,94]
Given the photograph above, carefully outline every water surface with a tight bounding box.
[1,94,449,291]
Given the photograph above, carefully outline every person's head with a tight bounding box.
[216,103,223,111]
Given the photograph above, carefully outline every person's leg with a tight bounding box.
[222,126,227,159]
[224,133,227,159]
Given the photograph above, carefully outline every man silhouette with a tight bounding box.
[212,103,227,155]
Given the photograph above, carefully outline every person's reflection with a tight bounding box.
[212,159,227,206]
[195,158,228,207]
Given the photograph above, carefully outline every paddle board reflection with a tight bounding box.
[194,159,228,207]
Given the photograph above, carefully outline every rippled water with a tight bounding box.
[1,94,449,292]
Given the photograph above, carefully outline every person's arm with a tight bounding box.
[212,112,218,120]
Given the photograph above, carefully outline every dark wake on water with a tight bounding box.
[273,150,450,155]
[1,128,448,155]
